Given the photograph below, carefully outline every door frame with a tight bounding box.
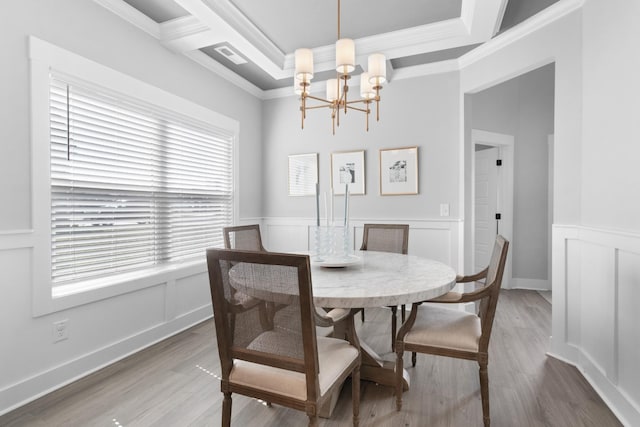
[471,129,514,288]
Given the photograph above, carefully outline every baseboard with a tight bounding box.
[0,305,212,416]
[509,277,550,291]
[548,340,640,427]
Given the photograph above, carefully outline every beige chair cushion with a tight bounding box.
[403,305,481,353]
[229,336,359,400]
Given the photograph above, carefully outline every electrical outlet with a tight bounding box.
[53,320,69,342]
[440,203,450,217]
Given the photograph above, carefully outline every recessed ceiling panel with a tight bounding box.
[122,0,189,23]
[391,44,482,69]
[499,0,561,33]
[230,0,463,53]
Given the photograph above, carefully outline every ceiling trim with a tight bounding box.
[459,0,584,69]
[94,0,160,38]
[95,0,582,101]
[174,0,288,79]
[184,49,264,98]
[202,0,285,67]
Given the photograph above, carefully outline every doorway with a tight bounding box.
[471,129,514,288]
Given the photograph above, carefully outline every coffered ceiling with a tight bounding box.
[95,0,561,96]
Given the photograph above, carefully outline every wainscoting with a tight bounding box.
[550,225,640,426]
[261,217,464,272]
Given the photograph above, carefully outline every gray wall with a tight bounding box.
[261,72,461,221]
[0,0,262,414]
[0,0,263,229]
[470,64,555,280]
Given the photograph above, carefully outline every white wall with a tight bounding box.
[470,64,555,283]
[0,0,262,415]
[460,2,639,425]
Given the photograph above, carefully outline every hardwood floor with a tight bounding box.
[1,290,622,426]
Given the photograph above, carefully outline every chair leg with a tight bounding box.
[390,306,398,351]
[401,304,406,323]
[479,359,490,427]
[222,392,232,427]
[411,352,417,367]
[395,348,404,411]
[352,366,360,427]
[308,415,319,427]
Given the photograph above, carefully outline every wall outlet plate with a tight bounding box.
[440,203,450,217]
[53,319,68,342]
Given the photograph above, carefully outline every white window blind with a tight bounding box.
[49,75,234,286]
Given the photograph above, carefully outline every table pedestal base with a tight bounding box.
[319,320,410,418]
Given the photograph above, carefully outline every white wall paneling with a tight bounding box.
[551,225,640,426]
[262,217,462,271]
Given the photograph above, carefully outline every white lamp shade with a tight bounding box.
[368,53,386,85]
[335,38,355,74]
[295,48,314,80]
[360,72,375,99]
[326,78,343,101]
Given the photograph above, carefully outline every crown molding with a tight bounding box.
[95,0,585,101]
[174,0,288,79]
[184,50,264,99]
[203,0,285,68]
[93,0,160,39]
[459,0,584,69]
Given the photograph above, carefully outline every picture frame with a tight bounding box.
[379,146,419,195]
[288,153,318,196]
[331,150,365,195]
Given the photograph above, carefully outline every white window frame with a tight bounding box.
[29,37,239,316]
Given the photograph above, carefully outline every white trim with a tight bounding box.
[0,305,212,417]
[471,129,514,288]
[510,278,550,291]
[550,224,640,426]
[0,230,34,251]
[459,0,584,70]
[93,0,161,39]
[28,36,239,316]
[93,0,579,99]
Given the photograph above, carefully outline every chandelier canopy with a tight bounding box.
[294,0,386,134]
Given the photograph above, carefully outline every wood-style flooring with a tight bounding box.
[0,290,622,426]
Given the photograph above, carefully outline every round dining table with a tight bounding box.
[308,250,457,393]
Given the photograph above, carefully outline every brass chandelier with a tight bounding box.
[294,0,387,134]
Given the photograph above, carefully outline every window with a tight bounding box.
[48,75,234,286]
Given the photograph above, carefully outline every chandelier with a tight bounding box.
[294,0,386,134]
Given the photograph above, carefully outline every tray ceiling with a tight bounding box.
[96,0,562,94]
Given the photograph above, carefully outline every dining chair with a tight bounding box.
[207,248,361,427]
[223,224,266,252]
[359,223,409,350]
[394,235,509,427]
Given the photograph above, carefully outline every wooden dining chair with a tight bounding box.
[207,248,361,427]
[394,235,509,427]
[359,224,409,350]
[223,224,266,252]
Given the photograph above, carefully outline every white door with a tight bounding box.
[474,147,499,273]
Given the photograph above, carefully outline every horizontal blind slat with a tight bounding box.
[50,76,234,285]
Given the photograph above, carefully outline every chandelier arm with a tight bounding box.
[305,94,335,104]
[304,104,334,110]
[345,105,368,113]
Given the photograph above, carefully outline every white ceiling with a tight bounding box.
[96,0,561,94]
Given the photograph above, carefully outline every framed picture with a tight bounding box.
[288,153,318,196]
[331,150,365,195]
[379,146,419,195]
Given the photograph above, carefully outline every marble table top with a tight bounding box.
[229,250,457,309]
[310,250,456,308]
